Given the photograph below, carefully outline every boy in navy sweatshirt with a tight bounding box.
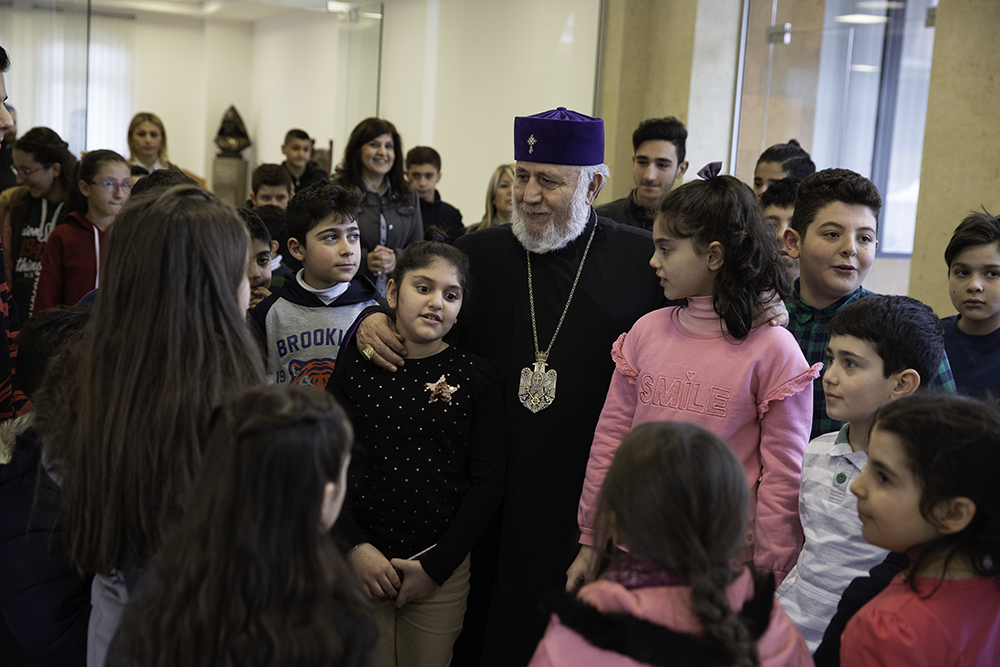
[251,181,382,389]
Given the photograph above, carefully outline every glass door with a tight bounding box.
[735,0,936,258]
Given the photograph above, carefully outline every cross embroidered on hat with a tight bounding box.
[513,107,604,166]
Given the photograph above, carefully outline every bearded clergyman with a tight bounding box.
[359,107,667,666]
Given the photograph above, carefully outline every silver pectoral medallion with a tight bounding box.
[519,358,557,413]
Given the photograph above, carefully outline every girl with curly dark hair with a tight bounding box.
[568,171,819,590]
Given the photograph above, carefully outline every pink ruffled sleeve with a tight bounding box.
[757,363,822,420]
[753,361,819,579]
[610,332,638,386]
[577,332,639,546]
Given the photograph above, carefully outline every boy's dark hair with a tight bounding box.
[828,295,944,385]
[252,163,293,195]
[759,177,800,210]
[255,205,287,250]
[872,393,1000,588]
[632,117,687,164]
[16,305,92,398]
[283,129,311,145]
[0,45,9,71]
[790,168,882,237]
[405,146,441,171]
[129,168,197,199]
[285,181,364,244]
[130,165,150,178]
[944,209,1000,267]
[757,139,815,180]
[235,207,271,246]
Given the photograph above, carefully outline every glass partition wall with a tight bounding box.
[0,0,383,188]
[0,0,91,156]
[734,0,936,264]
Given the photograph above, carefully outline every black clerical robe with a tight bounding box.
[452,210,665,666]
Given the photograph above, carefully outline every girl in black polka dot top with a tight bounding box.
[329,239,504,666]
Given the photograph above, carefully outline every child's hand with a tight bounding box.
[249,286,271,310]
[389,558,438,607]
[358,312,407,371]
[347,543,401,599]
[565,545,602,591]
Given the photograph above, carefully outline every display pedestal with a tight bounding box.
[212,156,247,207]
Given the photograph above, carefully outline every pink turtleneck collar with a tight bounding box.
[676,295,728,336]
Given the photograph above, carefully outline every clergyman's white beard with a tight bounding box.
[510,191,591,254]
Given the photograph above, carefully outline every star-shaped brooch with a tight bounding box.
[425,375,459,404]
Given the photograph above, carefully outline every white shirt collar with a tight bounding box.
[296,270,349,305]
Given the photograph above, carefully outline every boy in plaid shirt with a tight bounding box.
[782,169,954,439]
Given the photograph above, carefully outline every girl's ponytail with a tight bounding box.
[12,127,77,194]
[689,567,760,667]
[65,149,129,215]
[596,422,758,666]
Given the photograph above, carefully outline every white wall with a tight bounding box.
[379,0,602,224]
[202,19,254,184]
[250,11,342,170]
[129,15,209,174]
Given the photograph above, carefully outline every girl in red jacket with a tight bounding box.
[841,394,1000,666]
[31,149,129,314]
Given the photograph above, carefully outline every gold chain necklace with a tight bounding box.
[518,222,598,413]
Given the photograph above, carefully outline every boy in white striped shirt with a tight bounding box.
[776,294,944,651]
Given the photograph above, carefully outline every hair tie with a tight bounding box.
[431,235,446,243]
[697,161,723,179]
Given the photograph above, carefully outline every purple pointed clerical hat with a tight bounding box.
[513,107,604,166]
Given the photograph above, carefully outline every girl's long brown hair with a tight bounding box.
[597,421,760,667]
[107,385,376,667]
[34,185,265,574]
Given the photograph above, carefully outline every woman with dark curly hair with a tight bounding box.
[332,117,422,295]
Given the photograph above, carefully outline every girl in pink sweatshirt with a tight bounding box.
[32,149,130,315]
[531,421,812,667]
[568,170,820,589]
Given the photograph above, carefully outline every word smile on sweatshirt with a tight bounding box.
[638,371,731,418]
